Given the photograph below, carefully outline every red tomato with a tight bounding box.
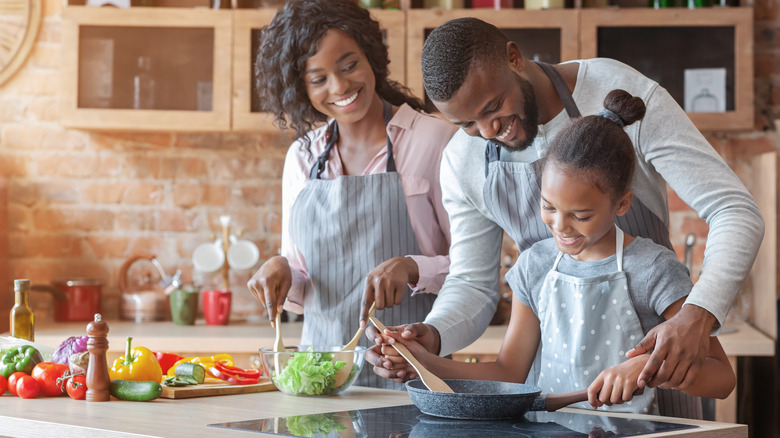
[16,375,39,399]
[8,372,27,396]
[31,362,69,396]
[0,374,7,395]
[65,374,87,400]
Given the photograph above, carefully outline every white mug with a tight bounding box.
[227,239,260,271]
[192,240,225,273]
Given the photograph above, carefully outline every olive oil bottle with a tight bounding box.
[10,279,34,341]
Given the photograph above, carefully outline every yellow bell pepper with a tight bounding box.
[109,337,163,383]
[166,354,234,379]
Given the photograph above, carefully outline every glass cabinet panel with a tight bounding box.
[62,7,232,131]
[580,8,753,131]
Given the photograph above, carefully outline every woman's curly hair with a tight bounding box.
[255,0,423,153]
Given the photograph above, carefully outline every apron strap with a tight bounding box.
[484,141,501,177]
[309,100,396,179]
[536,61,581,119]
[552,227,625,272]
[551,250,565,271]
[615,227,625,272]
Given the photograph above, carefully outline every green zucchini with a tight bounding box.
[174,362,206,384]
[109,379,163,401]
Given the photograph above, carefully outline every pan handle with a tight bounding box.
[537,387,645,412]
[541,389,589,411]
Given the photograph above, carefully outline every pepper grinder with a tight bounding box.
[86,313,110,402]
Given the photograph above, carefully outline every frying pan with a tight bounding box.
[405,379,589,420]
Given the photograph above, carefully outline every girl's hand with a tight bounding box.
[365,322,437,383]
[246,256,292,323]
[588,355,649,408]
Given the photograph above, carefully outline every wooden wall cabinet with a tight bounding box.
[580,7,754,131]
[231,9,277,132]
[231,9,406,132]
[61,7,233,131]
[62,7,753,133]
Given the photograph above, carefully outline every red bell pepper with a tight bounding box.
[154,352,184,375]
[228,375,260,385]
[209,361,261,385]
[214,361,261,379]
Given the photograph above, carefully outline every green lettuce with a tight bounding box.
[275,348,347,395]
[284,413,346,437]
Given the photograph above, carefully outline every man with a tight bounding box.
[365,17,763,405]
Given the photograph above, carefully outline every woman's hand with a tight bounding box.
[587,355,649,408]
[360,257,419,327]
[247,256,292,323]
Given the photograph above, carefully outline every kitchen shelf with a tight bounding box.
[580,7,754,131]
[231,8,406,132]
[61,7,233,132]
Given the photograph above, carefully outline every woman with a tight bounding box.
[247,0,456,388]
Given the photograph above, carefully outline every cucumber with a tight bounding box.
[109,379,163,401]
[174,363,206,384]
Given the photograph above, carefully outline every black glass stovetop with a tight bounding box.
[208,404,697,437]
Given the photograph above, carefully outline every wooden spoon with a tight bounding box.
[342,302,376,351]
[332,302,377,389]
[273,311,284,351]
[273,312,284,376]
[369,316,454,393]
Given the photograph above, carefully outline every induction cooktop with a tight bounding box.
[208,404,698,437]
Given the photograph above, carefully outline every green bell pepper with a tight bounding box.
[0,345,43,378]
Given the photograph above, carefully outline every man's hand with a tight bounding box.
[626,304,716,389]
[246,256,292,324]
[360,257,420,328]
[363,322,440,383]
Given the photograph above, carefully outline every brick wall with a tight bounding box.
[0,1,777,328]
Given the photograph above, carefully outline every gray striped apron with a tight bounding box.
[289,101,435,389]
[484,62,701,418]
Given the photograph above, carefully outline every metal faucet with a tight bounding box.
[683,233,696,277]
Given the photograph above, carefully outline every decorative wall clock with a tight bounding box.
[0,0,43,86]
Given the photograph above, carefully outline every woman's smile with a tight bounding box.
[333,89,360,107]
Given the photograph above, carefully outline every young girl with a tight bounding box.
[246,0,455,389]
[379,89,734,417]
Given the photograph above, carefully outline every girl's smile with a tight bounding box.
[540,161,633,261]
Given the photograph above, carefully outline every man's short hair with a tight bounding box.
[421,18,510,102]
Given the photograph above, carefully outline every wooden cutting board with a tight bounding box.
[161,379,277,399]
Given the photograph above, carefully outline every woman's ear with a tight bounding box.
[615,190,633,217]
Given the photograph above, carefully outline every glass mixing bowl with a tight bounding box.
[260,345,366,396]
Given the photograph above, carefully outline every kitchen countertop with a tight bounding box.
[0,386,747,437]
[29,318,774,359]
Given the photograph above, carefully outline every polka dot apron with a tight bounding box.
[536,227,658,414]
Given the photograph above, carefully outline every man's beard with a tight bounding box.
[491,75,539,152]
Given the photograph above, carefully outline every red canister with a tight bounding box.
[32,279,102,322]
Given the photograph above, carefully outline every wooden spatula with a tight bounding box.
[369,316,454,393]
[332,302,377,389]
[273,312,284,376]
[342,302,376,351]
